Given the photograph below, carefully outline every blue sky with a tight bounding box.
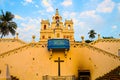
[0,0,120,42]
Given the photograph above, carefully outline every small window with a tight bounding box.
[42,36,45,39]
[33,58,35,60]
[118,49,120,56]
[64,35,66,38]
[68,25,71,30]
[0,70,1,74]
[44,25,46,30]
[67,35,69,38]
[48,36,51,39]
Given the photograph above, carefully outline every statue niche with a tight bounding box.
[55,16,59,26]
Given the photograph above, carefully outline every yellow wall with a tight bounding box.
[0,42,120,80]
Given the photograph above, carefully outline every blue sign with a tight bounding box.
[47,39,70,50]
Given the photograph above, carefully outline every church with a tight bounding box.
[0,9,120,80]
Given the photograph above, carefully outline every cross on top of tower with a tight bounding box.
[55,9,59,15]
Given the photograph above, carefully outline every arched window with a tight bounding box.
[68,25,71,30]
[44,25,46,30]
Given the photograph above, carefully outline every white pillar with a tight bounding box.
[81,36,85,43]
[32,35,35,43]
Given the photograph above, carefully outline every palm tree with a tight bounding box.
[0,10,17,38]
[88,29,96,41]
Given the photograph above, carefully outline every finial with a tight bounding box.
[56,9,59,15]
[98,34,101,40]
[81,36,85,43]
[16,33,19,39]
[32,35,35,43]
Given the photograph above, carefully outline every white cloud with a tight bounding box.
[35,5,39,8]
[80,10,97,18]
[62,11,80,27]
[61,0,72,7]
[20,23,33,31]
[21,0,33,5]
[96,0,115,13]
[79,22,87,28]
[15,15,24,20]
[25,0,32,3]
[16,17,40,42]
[79,10,103,23]
[42,0,54,12]
[62,11,69,18]
[112,25,117,29]
[118,3,120,12]
[80,10,103,23]
[63,11,76,19]
[46,6,54,12]
[62,10,104,41]
[62,11,91,41]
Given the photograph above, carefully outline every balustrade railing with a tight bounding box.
[43,75,75,80]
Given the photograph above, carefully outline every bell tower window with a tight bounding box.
[44,25,46,30]
[55,16,59,20]
[68,25,71,30]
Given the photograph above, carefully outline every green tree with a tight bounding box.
[0,10,17,38]
[88,29,96,40]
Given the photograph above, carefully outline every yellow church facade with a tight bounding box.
[0,9,120,80]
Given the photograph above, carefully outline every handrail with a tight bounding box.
[96,66,120,80]
[70,42,120,61]
[90,39,120,45]
[0,43,47,58]
[0,38,26,44]
[0,44,30,58]
[84,43,120,60]
[0,41,120,61]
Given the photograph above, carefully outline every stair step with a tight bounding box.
[96,66,120,80]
